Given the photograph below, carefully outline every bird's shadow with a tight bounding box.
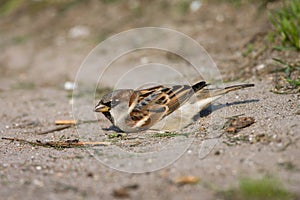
[194,99,259,120]
[102,126,124,133]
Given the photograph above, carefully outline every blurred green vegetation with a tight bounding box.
[11,81,36,90]
[100,0,122,4]
[176,0,191,14]
[220,0,276,6]
[220,176,296,200]
[270,0,300,50]
[0,0,280,18]
[0,0,89,15]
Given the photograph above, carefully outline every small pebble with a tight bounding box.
[214,150,222,155]
[33,179,44,187]
[140,57,149,64]
[68,25,90,39]
[64,81,77,90]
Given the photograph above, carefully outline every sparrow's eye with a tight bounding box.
[111,99,120,107]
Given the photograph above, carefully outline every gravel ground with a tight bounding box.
[0,1,299,199]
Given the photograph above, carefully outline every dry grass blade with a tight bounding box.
[35,119,100,135]
[36,125,73,135]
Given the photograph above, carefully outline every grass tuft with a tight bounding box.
[176,0,191,15]
[269,0,300,50]
[220,176,295,200]
[271,58,300,93]
[11,81,36,90]
[152,132,189,138]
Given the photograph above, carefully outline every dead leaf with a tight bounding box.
[112,188,130,198]
[174,176,200,185]
[112,184,139,198]
[224,116,255,133]
[225,126,237,133]
[231,117,255,129]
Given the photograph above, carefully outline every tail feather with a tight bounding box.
[204,83,255,97]
[196,83,255,101]
[223,83,255,93]
[194,83,254,111]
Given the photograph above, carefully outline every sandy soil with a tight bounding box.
[0,1,299,199]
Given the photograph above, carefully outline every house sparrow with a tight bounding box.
[94,81,254,132]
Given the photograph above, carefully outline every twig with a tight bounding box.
[36,125,73,135]
[2,137,41,146]
[36,119,100,135]
[55,119,100,125]
[55,120,77,125]
[2,137,111,148]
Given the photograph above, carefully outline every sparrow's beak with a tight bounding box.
[94,104,110,112]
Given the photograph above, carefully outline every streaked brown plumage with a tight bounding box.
[94,81,254,132]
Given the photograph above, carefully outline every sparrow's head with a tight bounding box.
[94,89,134,123]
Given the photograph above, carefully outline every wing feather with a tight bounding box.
[128,84,196,128]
